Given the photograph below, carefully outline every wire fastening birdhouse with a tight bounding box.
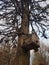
[21,34,40,52]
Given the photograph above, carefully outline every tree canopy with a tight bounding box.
[0,0,49,44]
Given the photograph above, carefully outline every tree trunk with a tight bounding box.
[16,3,30,65]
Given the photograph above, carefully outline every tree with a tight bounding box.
[0,0,49,42]
[0,0,49,65]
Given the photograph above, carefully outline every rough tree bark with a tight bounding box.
[16,2,30,65]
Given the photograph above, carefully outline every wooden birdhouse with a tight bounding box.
[21,34,40,52]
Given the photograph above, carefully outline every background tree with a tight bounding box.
[32,42,49,65]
